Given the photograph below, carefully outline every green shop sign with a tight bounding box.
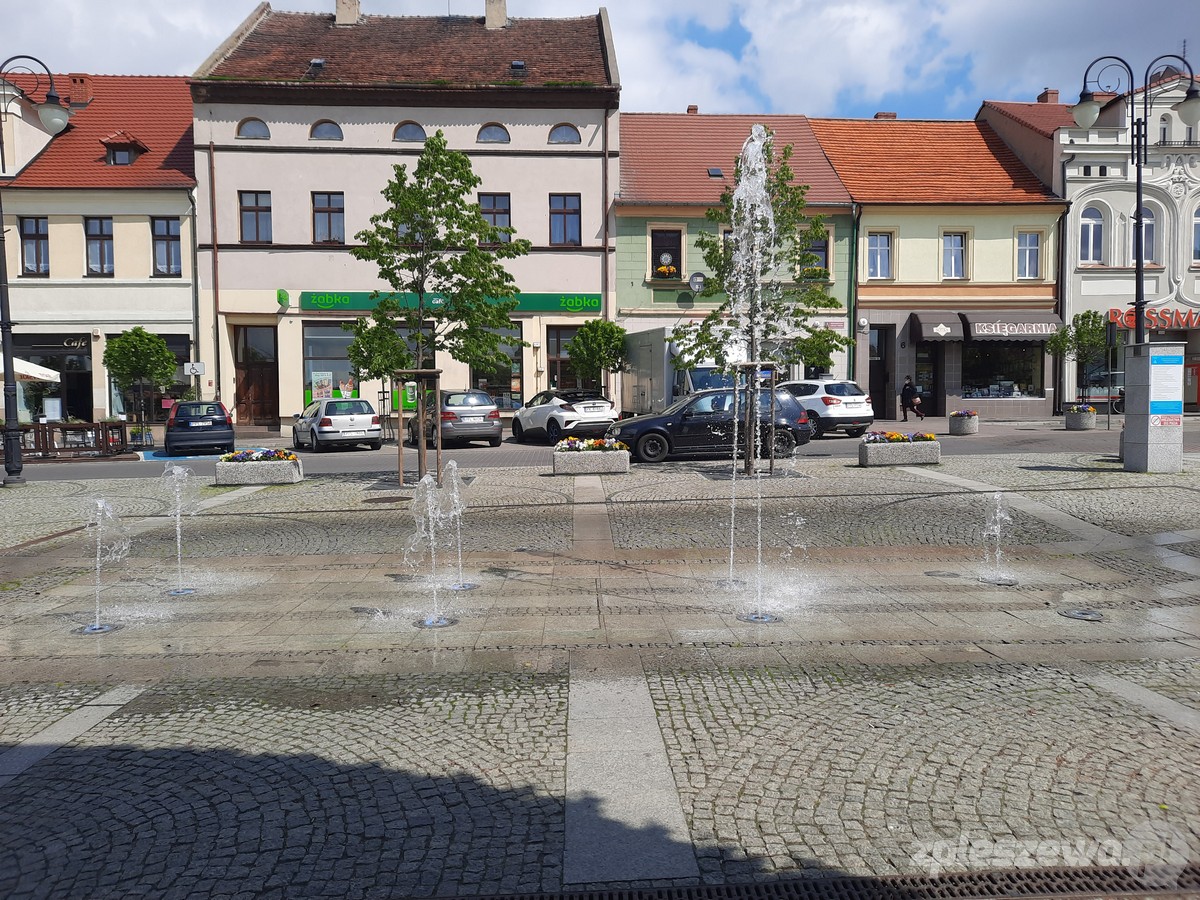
[296,291,601,314]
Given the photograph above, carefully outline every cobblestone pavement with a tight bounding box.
[0,451,1199,897]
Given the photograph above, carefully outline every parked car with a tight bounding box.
[292,398,383,451]
[163,400,236,456]
[512,389,618,444]
[407,389,502,447]
[777,377,874,437]
[605,387,811,463]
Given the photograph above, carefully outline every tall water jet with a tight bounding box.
[161,462,197,595]
[979,491,1017,586]
[405,472,456,628]
[81,500,131,634]
[442,460,477,592]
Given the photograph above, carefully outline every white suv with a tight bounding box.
[777,378,874,438]
[512,389,618,444]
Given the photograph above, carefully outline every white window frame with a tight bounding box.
[866,231,893,280]
[1134,205,1157,264]
[1016,230,1043,280]
[1193,208,1200,264]
[646,223,686,282]
[1079,206,1104,265]
[940,230,969,280]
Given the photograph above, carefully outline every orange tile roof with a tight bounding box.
[6,75,194,189]
[807,118,1059,204]
[199,8,615,91]
[979,100,1075,139]
[619,113,851,207]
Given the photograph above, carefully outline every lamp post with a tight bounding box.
[1071,55,1200,344]
[0,56,69,486]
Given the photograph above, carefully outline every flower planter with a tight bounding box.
[1064,411,1096,431]
[858,441,941,467]
[552,450,630,475]
[948,415,979,436]
[215,458,304,485]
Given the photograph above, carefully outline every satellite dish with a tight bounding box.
[688,272,707,293]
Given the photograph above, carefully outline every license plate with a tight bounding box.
[189,421,211,427]
[584,404,604,412]
[342,430,365,437]
[461,416,484,423]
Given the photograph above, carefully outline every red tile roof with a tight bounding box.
[198,8,615,91]
[978,100,1075,139]
[619,113,851,207]
[6,75,194,189]
[807,118,1059,204]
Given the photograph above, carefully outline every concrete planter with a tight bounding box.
[215,458,304,485]
[948,416,979,436]
[552,450,630,475]
[1064,411,1097,431]
[858,441,941,467]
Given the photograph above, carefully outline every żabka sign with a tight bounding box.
[974,321,1058,337]
[1109,307,1200,330]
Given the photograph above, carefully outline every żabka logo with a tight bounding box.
[560,295,599,312]
[310,293,351,309]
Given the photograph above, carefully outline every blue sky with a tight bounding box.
[5,0,1197,119]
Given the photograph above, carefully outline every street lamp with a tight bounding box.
[1071,54,1200,344]
[0,56,69,486]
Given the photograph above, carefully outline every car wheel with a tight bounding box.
[635,432,669,463]
[369,440,382,450]
[807,412,823,438]
[845,426,867,438]
[310,430,324,452]
[292,428,303,449]
[1112,398,1124,414]
[546,420,563,445]
[512,420,526,443]
[489,436,502,447]
[770,429,796,458]
[164,444,175,457]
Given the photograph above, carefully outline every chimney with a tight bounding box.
[335,0,359,26]
[67,73,94,107]
[1037,87,1059,104]
[485,0,507,29]
[874,111,897,119]
[687,104,698,115]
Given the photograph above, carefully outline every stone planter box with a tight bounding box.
[552,450,630,475]
[1064,411,1097,431]
[948,416,979,436]
[215,458,304,485]
[858,441,941,467]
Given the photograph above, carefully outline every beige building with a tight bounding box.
[191,0,619,432]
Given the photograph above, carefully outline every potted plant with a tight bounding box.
[858,430,940,467]
[948,409,979,436]
[215,448,304,485]
[551,437,631,475]
[1064,404,1097,431]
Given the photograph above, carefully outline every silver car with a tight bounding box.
[292,398,383,451]
[408,389,503,447]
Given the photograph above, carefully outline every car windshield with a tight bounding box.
[823,382,865,397]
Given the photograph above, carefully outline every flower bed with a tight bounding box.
[552,437,630,475]
[948,410,979,436]
[1064,406,1096,431]
[215,448,304,485]
[858,431,940,467]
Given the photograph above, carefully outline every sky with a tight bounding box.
[3,0,1198,119]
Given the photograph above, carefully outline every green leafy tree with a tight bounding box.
[564,320,628,386]
[1046,310,1109,401]
[102,326,178,425]
[672,125,850,372]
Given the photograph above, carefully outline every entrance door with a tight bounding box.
[915,343,940,416]
[233,326,279,425]
[868,327,891,419]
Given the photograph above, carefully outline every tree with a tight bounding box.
[563,320,628,386]
[1046,310,1109,401]
[102,327,179,427]
[671,124,850,374]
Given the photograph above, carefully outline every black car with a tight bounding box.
[606,387,812,463]
[163,401,236,456]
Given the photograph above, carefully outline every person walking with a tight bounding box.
[900,375,924,421]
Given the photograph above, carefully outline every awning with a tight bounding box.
[909,311,964,342]
[960,311,1062,341]
[13,358,60,382]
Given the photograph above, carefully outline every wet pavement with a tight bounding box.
[0,448,1198,897]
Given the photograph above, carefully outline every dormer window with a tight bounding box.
[108,147,134,165]
[101,131,147,166]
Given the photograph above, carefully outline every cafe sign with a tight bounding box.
[298,291,601,314]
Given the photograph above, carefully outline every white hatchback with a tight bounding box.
[512,389,618,445]
[292,398,383,451]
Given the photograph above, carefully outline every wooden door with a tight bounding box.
[232,326,279,425]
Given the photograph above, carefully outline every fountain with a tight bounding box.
[979,491,1017,586]
[79,499,131,634]
[403,466,469,628]
[442,460,478,592]
[161,462,198,595]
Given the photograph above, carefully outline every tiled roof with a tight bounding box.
[619,113,851,207]
[6,75,194,189]
[979,100,1075,139]
[807,118,1059,204]
[198,8,614,90]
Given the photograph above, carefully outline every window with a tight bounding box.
[942,232,967,279]
[239,191,272,243]
[477,123,510,143]
[152,217,182,276]
[1017,231,1041,279]
[310,120,343,140]
[312,192,345,244]
[1160,115,1170,144]
[303,324,357,404]
[866,232,891,279]
[479,193,511,242]
[20,217,49,276]
[471,324,523,409]
[1082,165,1091,176]
[547,325,594,390]
[549,123,581,144]
[1188,125,1196,144]
[962,341,1045,399]
[1080,207,1103,263]
[107,147,134,165]
[650,228,682,279]
[236,118,270,140]
[1136,206,1156,263]
[802,235,830,279]
[394,121,426,142]
[85,217,114,276]
[549,194,581,246]
[1193,209,1200,263]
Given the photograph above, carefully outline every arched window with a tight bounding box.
[477,123,510,143]
[549,123,581,144]
[1160,114,1171,144]
[1193,208,1200,263]
[236,118,270,140]
[1136,206,1156,263]
[1079,206,1104,264]
[393,121,426,142]
[310,120,344,141]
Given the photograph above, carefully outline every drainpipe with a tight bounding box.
[188,190,201,400]
[848,202,862,382]
[601,105,612,397]
[207,140,222,401]
[1055,153,1074,416]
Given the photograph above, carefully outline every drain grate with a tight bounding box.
[451,863,1199,900]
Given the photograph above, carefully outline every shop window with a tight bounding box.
[650,228,682,279]
[470,325,523,409]
[109,333,190,423]
[546,325,595,390]
[302,324,358,405]
[961,341,1044,399]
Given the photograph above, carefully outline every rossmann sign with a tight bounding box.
[1109,307,1200,329]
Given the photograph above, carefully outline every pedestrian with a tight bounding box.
[900,375,924,421]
